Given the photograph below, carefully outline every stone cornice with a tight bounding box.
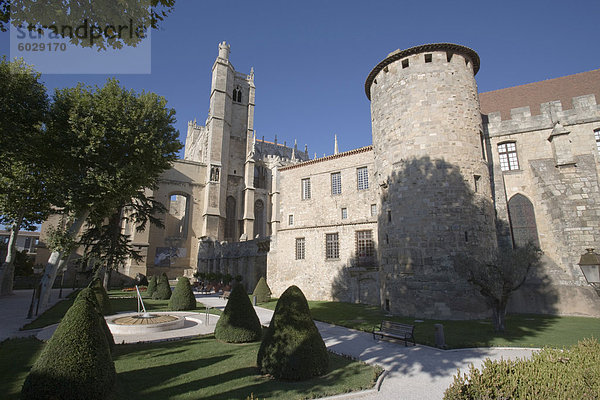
[279,145,373,171]
[365,43,480,100]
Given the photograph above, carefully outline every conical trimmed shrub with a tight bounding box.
[21,298,115,399]
[257,285,328,380]
[89,278,113,316]
[146,275,158,297]
[252,276,272,303]
[215,283,262,343]
[76,288,115,352]
[169,277,196,310]
[152,273,172,300]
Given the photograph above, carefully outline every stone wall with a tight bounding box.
[367,44,497,319]
[196,237,268,293]
[270,147,380,304]
[486,94,600,316]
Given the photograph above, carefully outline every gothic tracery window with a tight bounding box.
[507,193,540,248]
[233,87,242,103]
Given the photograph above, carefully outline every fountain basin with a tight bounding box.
[106,312,186,335]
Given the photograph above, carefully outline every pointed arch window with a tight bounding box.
[254,199,265,238]
[233,86,242,103]
[508,193,540,248]
[225,196,237,242]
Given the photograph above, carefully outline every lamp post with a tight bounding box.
[578,248,600,296]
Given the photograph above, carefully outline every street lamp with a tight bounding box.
[578,248,600,296]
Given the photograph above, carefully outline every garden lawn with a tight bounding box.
[22,292,215,331]
[259,300,600,349]
[0,337,380,400]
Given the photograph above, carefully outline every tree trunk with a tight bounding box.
[38,210,89,310]
[0,216,24,296]
[103,267,112,291]
[492,301,508,332]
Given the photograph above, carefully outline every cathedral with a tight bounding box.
[105,42,600,319]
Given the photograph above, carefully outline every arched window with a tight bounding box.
[233,87,242,103]
[225,196,237,242]
[508,193,540,248]
[167,193,189,238]
[254,200,265,238]
[254,165,267,189]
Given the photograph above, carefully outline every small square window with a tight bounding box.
[288,215,294,226]
[341,208,347,219]
[424,54,432,63]
[402,59,409,69]
[296,237,305,260]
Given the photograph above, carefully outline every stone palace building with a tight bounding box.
[42,42,600,319]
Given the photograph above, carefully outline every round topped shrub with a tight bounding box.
[214,283,262,343]
[146,275,158,297]
[252,276,272,303]
[152,273,172,300]
[76,288,115,352]
[169,277,196,311]
[89,278,113,316]
[21,298,115,400]
[257,285,329,380]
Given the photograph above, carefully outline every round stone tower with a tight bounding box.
[366,43,497,319]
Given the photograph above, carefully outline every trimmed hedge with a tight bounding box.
[257,285,329,380]
[21,298,115,400]
[169,277,196,311]
[76,288,115,352]
[152,273,172,300]
[252,276,272,303]
[444,338,600,399]
[146,275,157,297]
[89,278,113,316]
[215,283,262,343]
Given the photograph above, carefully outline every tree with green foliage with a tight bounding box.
[37,78,181,309]
[444,338,600,399]
[146,275,158,297]
[215,284,261,343]
[0,57,53,296]
[89,278,113,316]
[1,0,176,50]
[21,296,115,399]
[257,285,328,380]
[75,287,115,352]
[169,277,196,311]
[152,273,172,300]
[453,242,542,332]
[252,276,272,303]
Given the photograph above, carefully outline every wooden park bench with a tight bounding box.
[372,320,415,346]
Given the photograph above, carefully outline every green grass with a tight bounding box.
[260,299,600,349]
[22,293,218,331]
[1,337,381,400]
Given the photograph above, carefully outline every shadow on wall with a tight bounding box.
[331,250,380,306]
[372,156,559,320]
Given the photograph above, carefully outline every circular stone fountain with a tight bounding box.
[106,312,186,335]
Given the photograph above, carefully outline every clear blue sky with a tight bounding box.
[1,0,599,159]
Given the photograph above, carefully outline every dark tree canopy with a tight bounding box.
[1,0,176,50]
